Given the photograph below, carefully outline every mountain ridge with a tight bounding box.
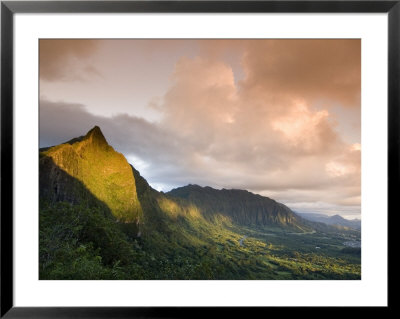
[167,183,309,231]
[297,212,361,230]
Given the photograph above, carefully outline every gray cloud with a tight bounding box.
[40,39,100,81]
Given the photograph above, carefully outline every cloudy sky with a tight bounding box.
[39,39,361,219]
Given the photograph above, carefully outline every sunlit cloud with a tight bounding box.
[39,39,361,218]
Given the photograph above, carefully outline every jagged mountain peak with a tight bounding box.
[86,125,104,138]
[83,125,108,146]
[39,126,142,223]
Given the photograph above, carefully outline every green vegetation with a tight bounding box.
[39,198,360,280]
[40,126,142,223]
[39,127,361,280]
[39,201,140,279]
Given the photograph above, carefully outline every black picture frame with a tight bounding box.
[1,1,396,317]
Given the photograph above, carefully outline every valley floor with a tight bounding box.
[39,201,361,280]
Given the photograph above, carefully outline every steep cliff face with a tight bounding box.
[39,126,142,223]
[167,184,307,229]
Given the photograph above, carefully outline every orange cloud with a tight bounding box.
[241,39,361,108]
[271,100,339,154]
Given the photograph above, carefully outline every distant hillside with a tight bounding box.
[167,184,311,231]
[297,212,361,230]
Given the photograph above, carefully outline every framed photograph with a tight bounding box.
[1,0,395,316]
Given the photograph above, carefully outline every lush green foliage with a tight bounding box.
[40,197,361,280]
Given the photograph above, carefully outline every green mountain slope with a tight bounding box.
[40,126,142,223]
